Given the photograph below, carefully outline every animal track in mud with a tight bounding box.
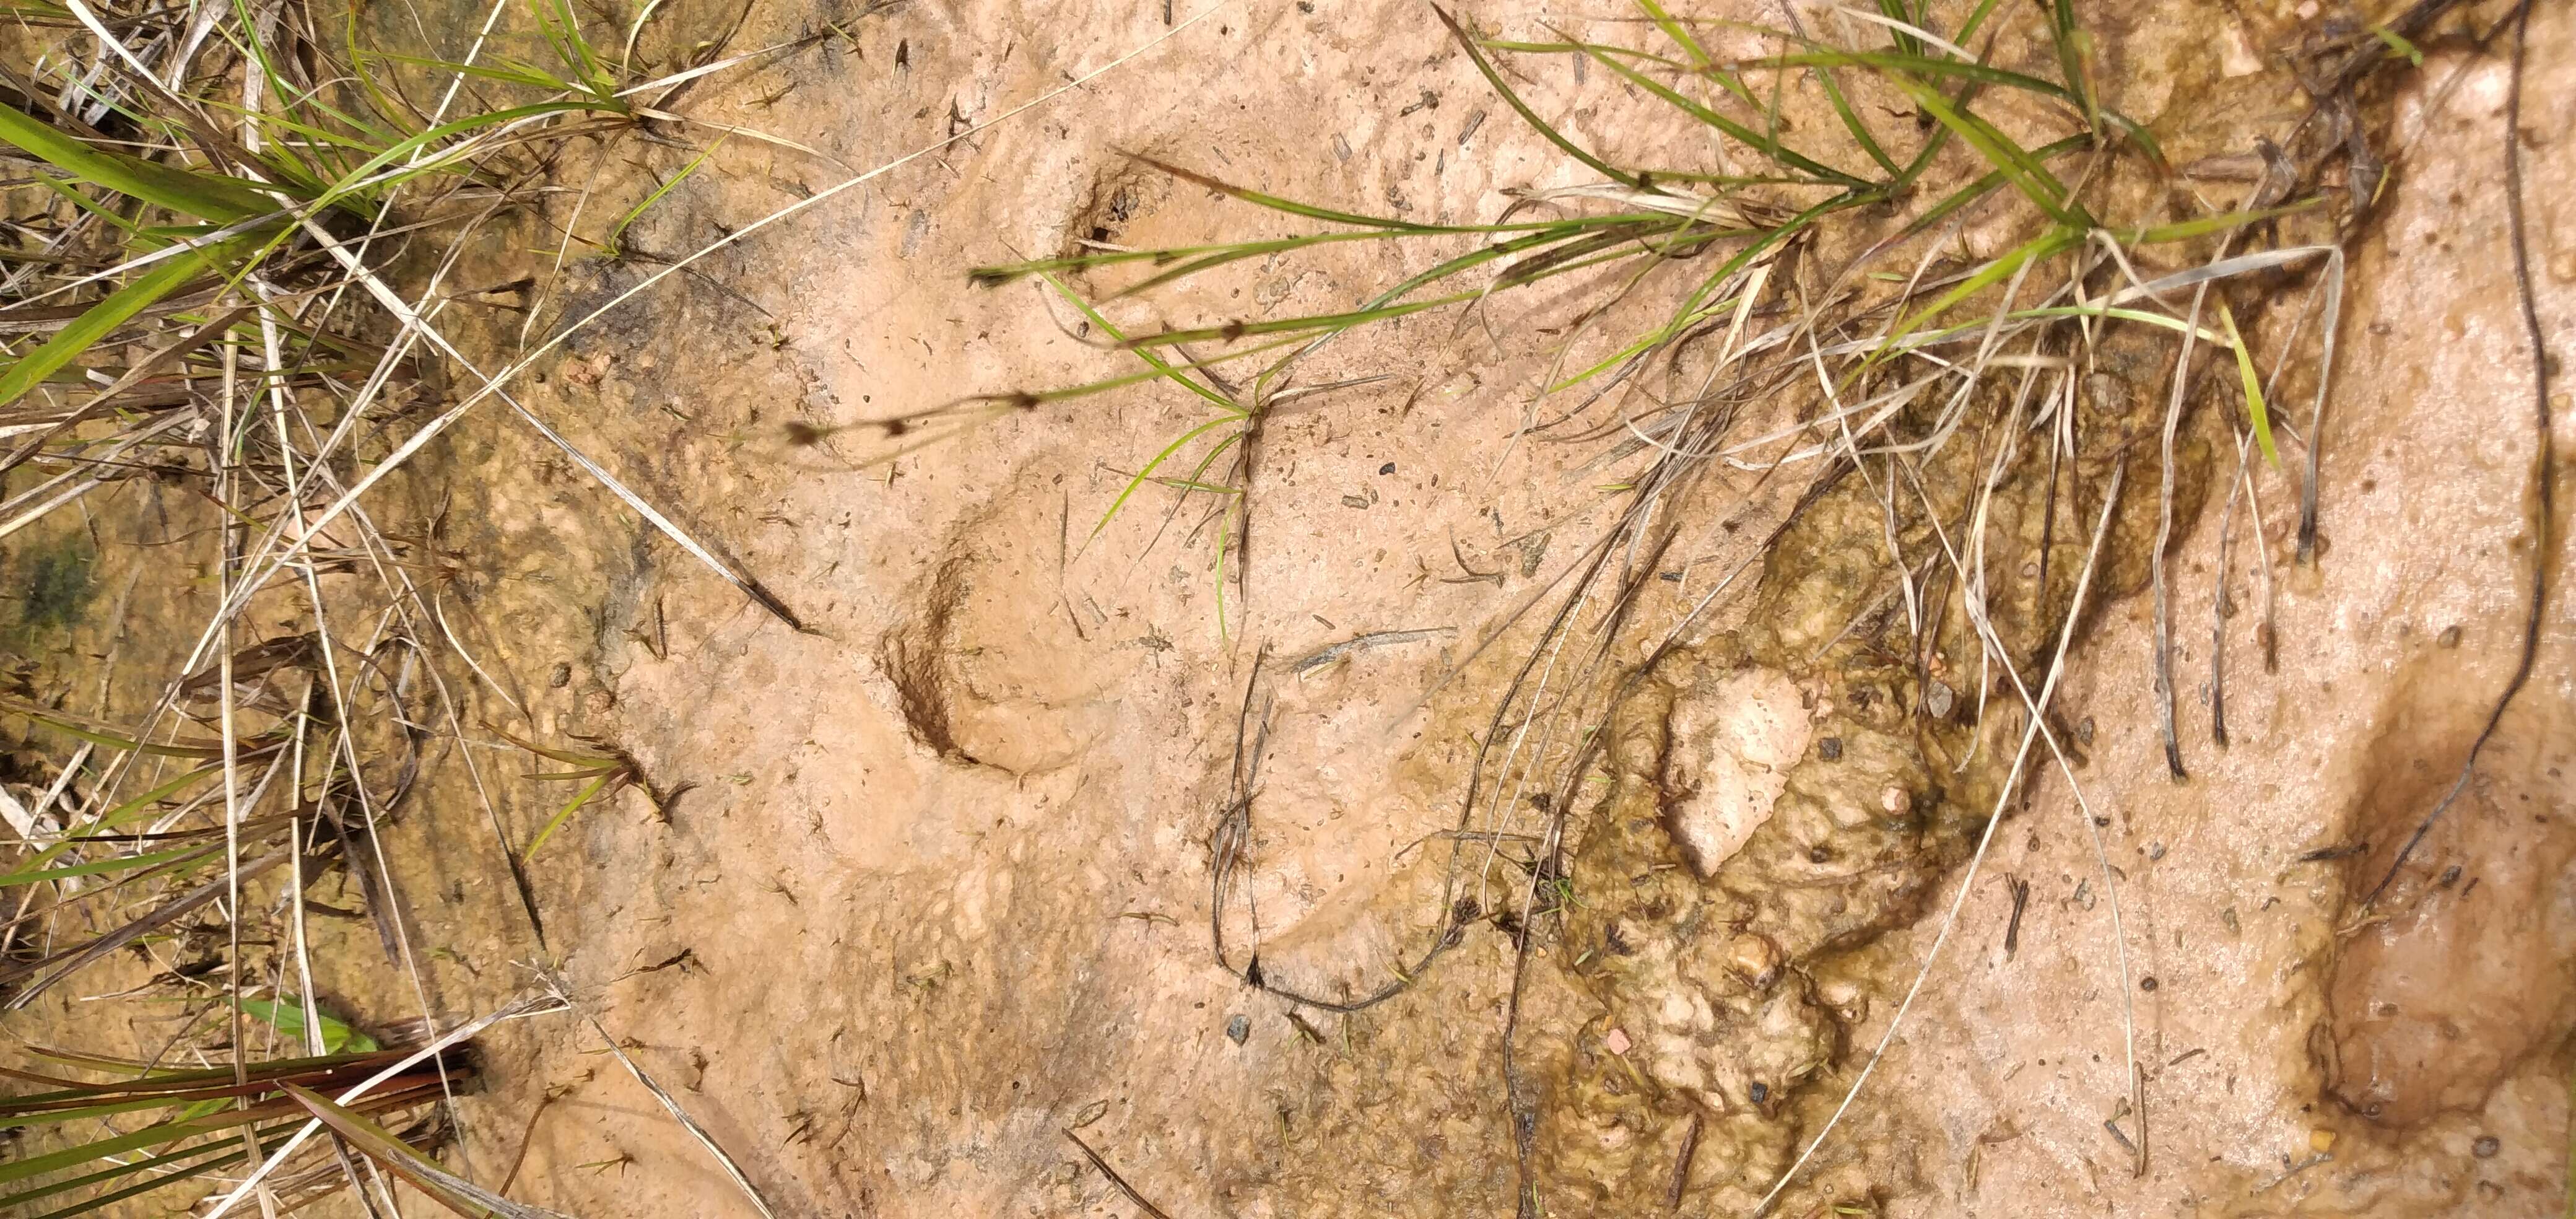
[881,553,981,766]
[2325,650,2576,1129]
[877,461,1115,776]
[1062,157,1172,260]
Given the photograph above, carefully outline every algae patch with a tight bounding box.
[6,538,98,637]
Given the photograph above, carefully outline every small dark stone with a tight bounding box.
[2438,625,2463,649]
[2140,976,2159,992]
[549,662,572,688]
[1749,1081,1769,1104]
[1379,461,1396,475]
[2473,1135,2500,1158]
[1226,1015,1250,1045]
[1818,736,1843,761]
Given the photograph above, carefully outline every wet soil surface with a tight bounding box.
[5,1,2573,1216]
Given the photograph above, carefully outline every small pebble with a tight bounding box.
[2311,1127,2338,1154]
[2140,976,2159,992]
[1378,461,1396,475]
[1728,934,1781,987]
[1817,736,1843,761]
[1925,679,1956,719]
[2474,1134,2500,1158]
[1749,1081,1769,1104]
[1880,786,1910,815]
[1225,1015,1249,1045]
[1603,1027,1631,1055]
[2438,625,2463,649]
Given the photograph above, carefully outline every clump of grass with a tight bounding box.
[0,1041,472,1217]
[0,0,828,1210]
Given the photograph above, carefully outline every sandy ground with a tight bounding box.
[6,0,2573,1215]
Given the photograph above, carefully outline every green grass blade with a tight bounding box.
[237,996,380,1054]
[313,102,617,212]
[974,210,1681,294]
[1952,0,2009,47]
[523,772,614,861]
[1102,234,1410,300]
[0,1117,225,1185]
[1130,154,1447,232]
[2371,24,2425,66]
[30,174,158,243]
[1572,40,1869,188]
[543,0,616,96]
[73,764,224,825]
[603,134,726,257]
[1876,225,2081,359]
[1765,51,2078,103]
[1878,0,1925,53]
[1434,5,1643,189]
[1038,273,1235,413]
[0,842,219,887]
[1895,303,2227,351]
[1899,132,2090,237]
[2048,0,2098,133]
[2113,199,2321,245]
[1630,0,1715,68]
[0,1130,258,1213]
[2217,303,2278,467]
[926,334,1314,415]
[1175,429,1245,492]
[1094,413,1245,537]
[0,242,237,408]
[360,50,587,95]
[1814,63,1903,179]
[1882,73,2086,226]
[1124,291,1480,349]
[0,102,282,221]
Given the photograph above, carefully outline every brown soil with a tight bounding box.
[5,1,2572,1216]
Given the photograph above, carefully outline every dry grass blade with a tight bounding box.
[197,993,570,1218]
[542,971,782,1219]
[282,1084,572,1218]
[1062,1128,1177,1219]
